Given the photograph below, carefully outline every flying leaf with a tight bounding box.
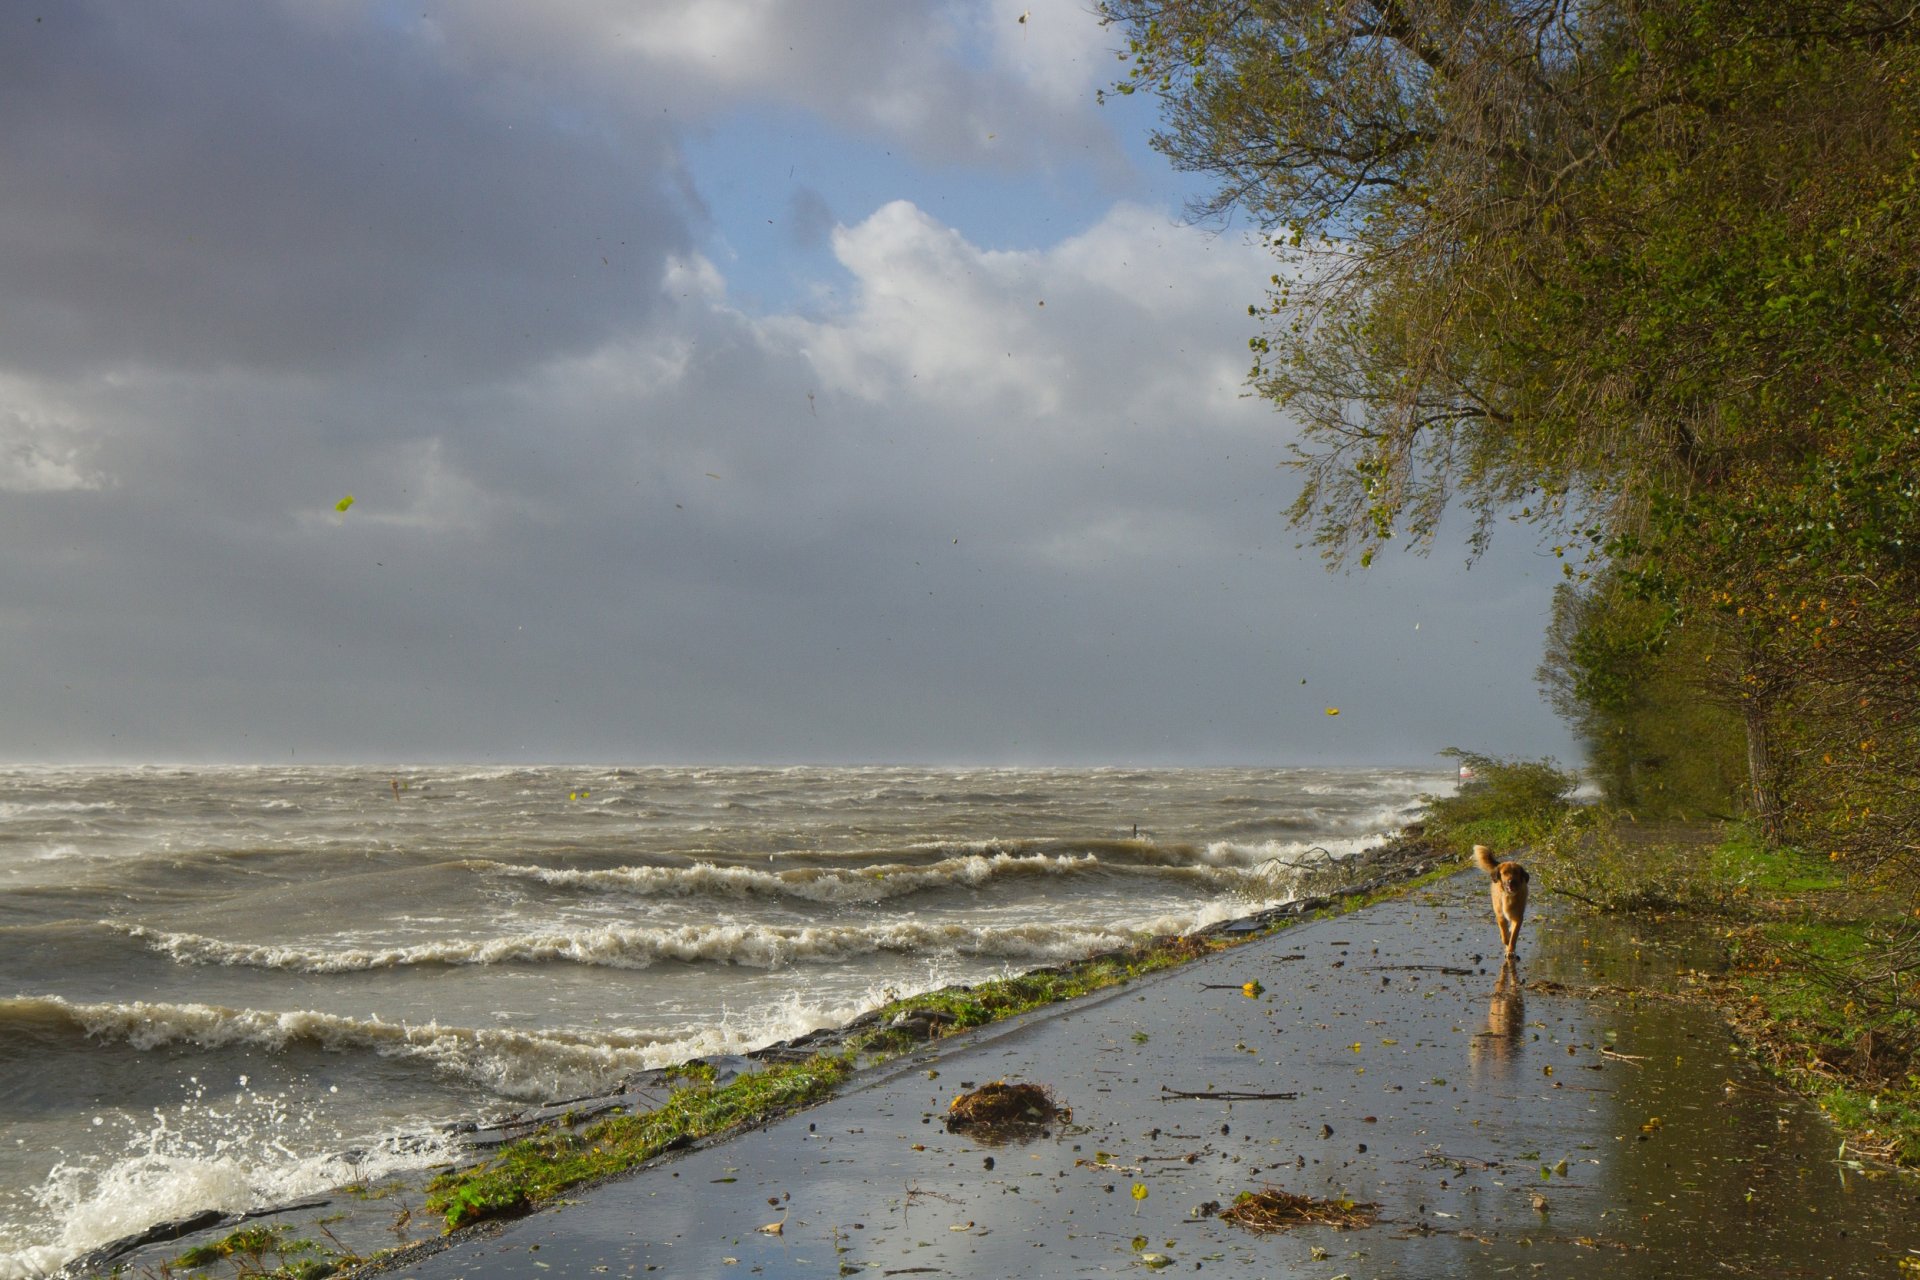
[1325,707,1340,716]
[335,495,355,513]
[1131,1183,1148,1201]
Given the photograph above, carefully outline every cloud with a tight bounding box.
[761,200,1260,433]
[0,374,110,492]
[0,6,1573,765]
[0,3,694,383]
[408,0,1128,173]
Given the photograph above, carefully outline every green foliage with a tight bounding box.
[1534,813,1741,912]
[1103,0,1920,893]
[1727,908,1920,1165]
[172,1225,345,1279]
[1538,574,1748,818]
[1422,750,1578,854]
[428,1055,855,1229]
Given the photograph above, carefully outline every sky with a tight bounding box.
[0,0,1579,768]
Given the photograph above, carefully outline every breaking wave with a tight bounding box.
[0,1098,454,1280]
[0,992,875,1102]
[490,848,1309,904]
[113,914,1219,974]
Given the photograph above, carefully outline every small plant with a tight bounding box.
[170,1224,354,1280]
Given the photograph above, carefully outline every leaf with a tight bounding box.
[1141,1254,1174,1270]
[1242,981,1264,997]
[335,494,355,513]
[1131,1183,1149,1201]
[757,1220,784,1235]
[1325,707,1340,716]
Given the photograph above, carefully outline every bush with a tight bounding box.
[1422,750,1578,855]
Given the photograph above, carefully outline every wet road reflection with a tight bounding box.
[386,874,1920,1278]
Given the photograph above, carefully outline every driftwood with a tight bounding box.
[1160,1086,1298,1101]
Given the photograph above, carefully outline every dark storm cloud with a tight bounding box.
[0,3,694,381]
[0,5,1575,765]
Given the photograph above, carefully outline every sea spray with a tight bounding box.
[0,1079,458,1280]
[0,762,1435,1276]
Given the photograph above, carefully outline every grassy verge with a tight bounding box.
[419,852,1456,1236]
[1533,812,1920,1166]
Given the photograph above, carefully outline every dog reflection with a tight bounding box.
[1469,961,1525,1082]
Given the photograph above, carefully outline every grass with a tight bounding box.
[1536,811,1920,1166]
[421,850,1456,1234]
[429,1054,854,1229]
[165,1224,351,1280]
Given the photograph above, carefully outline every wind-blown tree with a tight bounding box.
[1102,0,1920,854]
[1537,574,1746,818]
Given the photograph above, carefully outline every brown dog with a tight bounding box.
[1474,844,1530,957]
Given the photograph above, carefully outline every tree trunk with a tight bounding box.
[1743,700,1783,842]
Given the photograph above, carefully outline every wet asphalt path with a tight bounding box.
[379,873,1920,1279]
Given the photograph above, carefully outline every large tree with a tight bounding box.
[1104,0,1920,849]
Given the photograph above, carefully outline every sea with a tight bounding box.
[0,763,1439,1277]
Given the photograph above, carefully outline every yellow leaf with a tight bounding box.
[1131,1183,1149,1201]
[335,494,355,513]
[1325,707,1340,716]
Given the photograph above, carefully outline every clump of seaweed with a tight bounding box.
[945,1080,1069,1142]
[1149,933,1218,962]
[1220,1187,1379,1233]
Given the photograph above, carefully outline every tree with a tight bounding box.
[1537,575,1746,818]
[1102,0,1920,853]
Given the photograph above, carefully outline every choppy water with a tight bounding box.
[0,764,1435,1276]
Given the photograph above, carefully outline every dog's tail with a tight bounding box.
[1473,844,1500,877]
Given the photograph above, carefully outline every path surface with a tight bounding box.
[371,873,1920,1279]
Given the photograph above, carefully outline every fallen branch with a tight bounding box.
[1161,1086,1299,1101]
[1412,1151,1501,1171]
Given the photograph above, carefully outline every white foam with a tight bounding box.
[17,994,671,1100]
[0,800,118,820]
[1197,835,1381,867]
[116,916,1172,974]
[0,1082,457,1280]
[493,850,1269,905]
